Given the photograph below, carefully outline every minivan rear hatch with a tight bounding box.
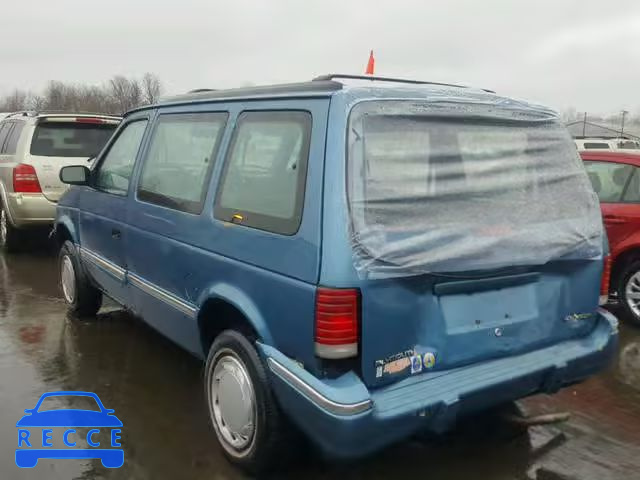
[346,99,604,387]
[28,116,119,202]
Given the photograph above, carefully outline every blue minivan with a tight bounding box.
[55,74,618,472]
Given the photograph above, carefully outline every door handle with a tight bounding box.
[111,229,121,239]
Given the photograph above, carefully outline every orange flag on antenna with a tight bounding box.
[365,50,375,75]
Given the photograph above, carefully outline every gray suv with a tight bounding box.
[0,112,119,250]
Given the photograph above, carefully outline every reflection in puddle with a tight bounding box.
[2,251,640,480]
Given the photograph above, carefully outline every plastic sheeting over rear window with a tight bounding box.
[347,99,603,277]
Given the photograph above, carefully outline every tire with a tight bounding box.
[59,240,102,316]
[205,329,293,473]
[0,203,22,253]
[618,260,640,327]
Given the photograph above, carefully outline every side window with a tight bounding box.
[214,111,312,235]
[584,161,632,203]
[94,120,148,195]
[138,112,228,214]
[0,122,13,153]
[4,122,25,155]
[622,168,640,202]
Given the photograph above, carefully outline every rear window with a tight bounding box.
[30,121,116,157]
[583,142,611,149]
[347,100,603,276]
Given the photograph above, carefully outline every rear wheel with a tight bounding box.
[619,260,640,326]
[205,330,293,473]
[59,240,102,316]
[0,204,22,252]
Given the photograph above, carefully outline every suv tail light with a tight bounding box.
[600,254,611,306]
[13,164,41,193]
[315,287,359,359]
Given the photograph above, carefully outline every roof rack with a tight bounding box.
[4,110,121,119]
[4,111,37,119]
[313,74,495,93]
[187,88,217,93]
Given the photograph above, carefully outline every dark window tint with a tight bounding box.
[215,111,312,235]
[31,122,116,157]
[584,161,632,202]
[138,112,227,214]
[95,120,148,195]
[583,142,611,149]
[5,122,25,155]
[0,122,12,151]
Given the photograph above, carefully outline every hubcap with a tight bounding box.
[209,352,256,452]
[0,209,7,246]
[61,255,76,304]
[625,271,640,318]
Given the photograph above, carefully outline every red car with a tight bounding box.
[582,151,640,325]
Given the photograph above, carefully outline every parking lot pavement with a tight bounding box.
[0,250,639,480]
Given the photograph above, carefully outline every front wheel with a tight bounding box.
[619,260,640,327]
[204,330,293,473]
[59,240,102,316]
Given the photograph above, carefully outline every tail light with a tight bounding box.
[13,164,41,193]
[600,254,612,306]
[315,287,359,359]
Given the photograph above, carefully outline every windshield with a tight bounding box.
[348,100,603,277]
[30,122,116,157]
[37,395,101,412]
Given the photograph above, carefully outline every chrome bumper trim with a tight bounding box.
[267,357,372,416]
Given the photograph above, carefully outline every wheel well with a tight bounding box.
[611,248,640,292]
[198,299,258,354]
[54,223,72,249]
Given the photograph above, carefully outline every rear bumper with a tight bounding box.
[4,193,56,227]
[260,308,618,459]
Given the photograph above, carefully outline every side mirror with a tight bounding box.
[24,409,33,414]
[59,165,90,186]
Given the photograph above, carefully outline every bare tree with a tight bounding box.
[109,76,132,114]
[142,73,162,104]
[28,95,47,111]
[1,89,29,111]
[0,74,163,115]
[44,81,68,111]
[127,79,143,109]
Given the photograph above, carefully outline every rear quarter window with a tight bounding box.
[4,121,25,155]
[0,122,13,151]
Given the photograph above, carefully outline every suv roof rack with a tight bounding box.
[4,111,37,119]
[188,88,217,93]
[5,110,120,119]
[312,74,496,93]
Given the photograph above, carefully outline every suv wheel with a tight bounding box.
[619,260,640,326]
[59,240,102,316]
[0,204,22,252]
[205,330,293,473]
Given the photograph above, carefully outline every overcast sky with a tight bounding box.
[1,0,638,114]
